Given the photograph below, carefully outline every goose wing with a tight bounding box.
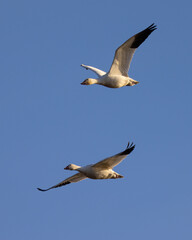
[92,142,135,170]
[37,173,87,192]
[109,23,157,76]
[81,64,106,77]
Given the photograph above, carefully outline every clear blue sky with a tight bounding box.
[0,0,191,239]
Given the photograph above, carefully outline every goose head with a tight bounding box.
[81,78,98,85]
[64,164,81,170]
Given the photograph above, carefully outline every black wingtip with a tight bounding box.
[120,141,135,155]
[130,23,157,49]
[126,141,134,148]
[37,187,49,192]
[148,23,157,31]
[37,180,71,192]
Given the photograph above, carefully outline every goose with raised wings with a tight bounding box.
[37,142,135,191]
[81,23,157,88]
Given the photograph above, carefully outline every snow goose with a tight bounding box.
[37,142,135,191]
[81,23,157,88]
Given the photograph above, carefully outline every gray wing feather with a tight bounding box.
[37,173,87,192]
[92,142,135,170]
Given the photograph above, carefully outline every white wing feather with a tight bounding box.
[81,64,106,77]
[109,24,157,76]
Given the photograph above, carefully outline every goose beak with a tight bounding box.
[81,81,86,85]
[81,79,89,85]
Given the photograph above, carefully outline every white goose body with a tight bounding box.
[96,74,137,88]
[81,24,157,88]
[37,142,135,191]
[78,165,122,179]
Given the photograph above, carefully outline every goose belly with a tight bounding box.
[84,169,115,179]
[99,75,129,88]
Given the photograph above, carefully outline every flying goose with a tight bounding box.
[37,142,135,191]
[81,23,157,88]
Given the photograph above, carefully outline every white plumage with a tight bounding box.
[37,142,135,191]
[81,23,157,88]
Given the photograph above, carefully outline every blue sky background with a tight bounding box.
[0,0,192,239]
